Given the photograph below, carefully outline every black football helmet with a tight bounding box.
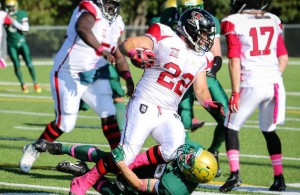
[231,0,269,14]
[93,0,120,23]
[176,8,215,53]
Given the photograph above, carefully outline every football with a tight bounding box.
[129,48,155,69]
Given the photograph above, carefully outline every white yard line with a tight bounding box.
[0,181,299,195]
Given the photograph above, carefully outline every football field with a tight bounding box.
[0,58,299,195]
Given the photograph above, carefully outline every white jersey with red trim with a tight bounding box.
[222,13,283,87]
[134,23,213,110]
[53,0,124,73]
[0,11,8,44]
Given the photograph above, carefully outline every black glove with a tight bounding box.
[207,56,222,78]
[203,99,225,116]
[126,77,134,97]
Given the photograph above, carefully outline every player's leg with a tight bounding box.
[152,110,186,162]
[178,87,194,141]
[7,45,26,92]
[206,76,229,177]
[70,97,159,194]
[108,64,126,130]
[260,83,286,191]
[220,87,259,192]
[19,70,85,173]
[20,43,41,93]
[82,79,120,149]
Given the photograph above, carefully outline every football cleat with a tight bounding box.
[269,174,286,191]
[191,118,205,132]
[34,83,42,93]
[19,143,40,173]
[35,139,62,154]
[21,84,28,94]
[219,171,242,192]
[56,160,89,176]
[208,149,221,177]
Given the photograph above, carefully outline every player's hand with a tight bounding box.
[102,50,116,65]
[203,99,225,116]
[111,145,124,164]
[229,92,240,113]
[128,48,155,69]
[96,47,116,65]
[125,77,134,97]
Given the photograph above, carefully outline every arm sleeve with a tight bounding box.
[226,34,241,58]
[276,34,288,57]
[12,19,29,31]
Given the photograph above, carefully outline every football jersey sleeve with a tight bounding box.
[145,23,173,50]
[79,0,100,19]
[221,18,235,35]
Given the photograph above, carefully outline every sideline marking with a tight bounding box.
[0,182,98,195]
[1,181,299,195]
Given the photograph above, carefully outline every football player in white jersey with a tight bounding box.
[68,8,225,195]
[19,0,134,173]
[219,0,288,192]
[0,7,12,68]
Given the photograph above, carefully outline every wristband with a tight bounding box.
[128,48,136,57]
[119,71,132,80]
[203,99,213,108]
[95,46,104,56]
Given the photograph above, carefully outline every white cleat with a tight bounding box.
[19,143,40,173]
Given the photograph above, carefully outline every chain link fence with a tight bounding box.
[1,24,300,59]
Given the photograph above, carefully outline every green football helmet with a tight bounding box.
[163,0,177,9]
[176,143,218,183]
[176,0,204,14]
[5,0,18,15]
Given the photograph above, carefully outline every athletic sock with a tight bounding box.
[270,154,283,176]
[62,144,106,162]
[101,116,121,149]
[227,149,240,172]
[39,121,63,142]
[128,145,165,170]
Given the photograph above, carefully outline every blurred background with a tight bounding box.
[1,0,300,58]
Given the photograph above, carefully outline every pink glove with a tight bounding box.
[128,48,155,69]
[203,99,225,116]
[228,92,240,113]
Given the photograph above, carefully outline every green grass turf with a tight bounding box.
[0,58,299,194]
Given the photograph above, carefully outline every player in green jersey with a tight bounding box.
[160,0,229,177]
[4,0,41,93]
[35,139,218,195]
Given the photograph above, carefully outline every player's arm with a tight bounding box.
[116,161,158,193]
[193,71,211,104]
[11,17,29,32]
[75,12,115,64]
[228,57,241,94]
[119,36,154,56]
[111,146,158,193]
[276,34,288,73]
[114,38,134,96]
[193,71,224,115]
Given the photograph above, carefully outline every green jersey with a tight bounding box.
[160,7,221,36]
[5,10,28,45]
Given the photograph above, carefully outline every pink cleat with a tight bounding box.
[70,166,101,195]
